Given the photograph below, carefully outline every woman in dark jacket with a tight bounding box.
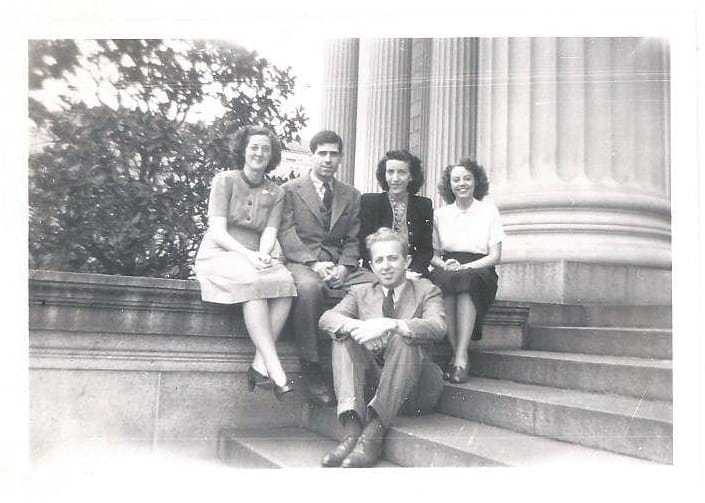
[359,150,433,277]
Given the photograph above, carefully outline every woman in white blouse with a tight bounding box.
[429,159,505,384]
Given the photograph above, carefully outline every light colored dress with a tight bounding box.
[195,170,297,304]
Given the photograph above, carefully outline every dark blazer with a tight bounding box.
[359,192,433,276]
[278,175,362,267]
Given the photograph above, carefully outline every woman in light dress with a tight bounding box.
[195,126,296,399]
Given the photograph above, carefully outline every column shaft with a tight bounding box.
[409,38,432,192]
[320,39,359,185]
[475,37,671,304]
[353,39,412,193]
[424,38,478,205]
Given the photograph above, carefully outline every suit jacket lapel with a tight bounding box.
[395,281,419,320]
[329,180,348,231]
[372,284,386,317]
[298,177,326,227]
[381,193,393,227]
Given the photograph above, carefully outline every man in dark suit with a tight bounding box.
[278,130,374,406]
[318,227,446,468]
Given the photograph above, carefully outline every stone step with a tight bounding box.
[526,303,672,329]
[470,349,672,401]
[217,427,397,468]
[438,377,672,463]
[302,405,648,467]
[528,326,672,359]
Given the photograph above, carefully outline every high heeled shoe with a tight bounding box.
[442,360,454,381]
[247,366,272,392]
[272,379,294,401]
[448,365,469,384]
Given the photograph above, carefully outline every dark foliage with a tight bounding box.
[29,39,307,278]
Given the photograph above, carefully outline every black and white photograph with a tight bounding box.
[4,0,704,501]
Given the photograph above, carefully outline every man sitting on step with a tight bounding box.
[318,227,446,468]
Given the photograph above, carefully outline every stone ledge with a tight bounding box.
[30,269,530,341]
[497,261,672,305]
[30,269,200,291]
[30,348,295,373]
[29,269,246,338]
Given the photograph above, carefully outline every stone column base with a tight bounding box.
[497,261,671,305]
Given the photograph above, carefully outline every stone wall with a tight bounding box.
[28,270,304,461]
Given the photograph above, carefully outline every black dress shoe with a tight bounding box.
[272,379,294,401]
[341,421,385,468]
[247,366,272,392]
[321,434,360,467]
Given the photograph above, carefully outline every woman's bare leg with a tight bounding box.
[242,299,287,386]
[443,294,457,363]
[453,293,477,369]
[252,297,292,375]
[268,297,293,341]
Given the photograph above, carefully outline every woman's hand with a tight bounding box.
[257,251,272,266]
[444,258,462,271]
[246,250,272,270]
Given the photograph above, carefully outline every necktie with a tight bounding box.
[383,288,395,318]
[322,181,333,210]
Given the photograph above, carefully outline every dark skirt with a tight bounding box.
[428,252,498,341]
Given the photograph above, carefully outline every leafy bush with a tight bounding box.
[29,39,307,279]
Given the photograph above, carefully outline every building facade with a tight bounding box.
[320,37,671,306]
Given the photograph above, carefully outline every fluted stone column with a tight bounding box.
[424,38,479,205]
[409,38,432,193]
[320,39,359,185]
[476,37,671,304]
[353,39,412,193]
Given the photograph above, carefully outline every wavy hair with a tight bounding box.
[227,126,282,173]
[437,159,490,204]
[375,150,424,195]
[309,130,343,155]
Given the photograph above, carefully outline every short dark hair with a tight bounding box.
[437,159,490,204]
[227,126,282,173]
[309,130,343,154]
[366,227,408,257]
[375,150,424,195]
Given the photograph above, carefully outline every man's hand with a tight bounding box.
[350,318,397,345]
[311,261,335,279]
[325,264,350,288]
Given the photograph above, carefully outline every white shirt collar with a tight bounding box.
[451,199,480,213]
[381,280,407,302]
[310,171,334,194]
